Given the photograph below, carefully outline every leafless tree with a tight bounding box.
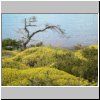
[17,16,65,50]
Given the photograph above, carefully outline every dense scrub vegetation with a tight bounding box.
[2,44,98,86]
[2,38,22,50]
[2,67,91,86]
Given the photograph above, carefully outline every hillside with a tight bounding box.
[2,44,98,86]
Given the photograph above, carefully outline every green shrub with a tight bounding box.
[8,79,31,86]
[22,53,56,67]
[12,47,56,66]
[2,59,29,69]
[54,51,82,73]
[2,67,92,86]
[2,38,22,50]
[2,45,98,84]
[2,68,21,86]
[71,45,98,82]
[2,50,18,59]
[81,45,98,58]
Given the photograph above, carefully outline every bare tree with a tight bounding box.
[17,16,65,50]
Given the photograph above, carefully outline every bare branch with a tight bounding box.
[24,18,37,38]
[16,28,27,37]
[23,25,65,48]
[17,16,66,50]
[29,16,37,22]
[54,26,65,34]
[26,25,37,27]
[24,18,30,38]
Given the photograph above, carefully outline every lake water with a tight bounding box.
[2,14,98,48]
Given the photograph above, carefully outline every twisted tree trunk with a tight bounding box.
[19,17,65,50]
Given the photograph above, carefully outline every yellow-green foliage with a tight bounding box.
[2,50,18,56]
[2,50,18,59]
[2,44,98,86]
[74,50,87,61]
[2,68,21,86]
[81,44,98,58]
[2,67,91,86]
[2,59,29,69]
[79,44,98,82]
[72,44,98,82]
[12,47,67,67]
[12,47,78,70]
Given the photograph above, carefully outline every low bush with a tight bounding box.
[2,44,98,85]
[2,50,18,58]
[2,59,29,69]
[2,67,92,86]
[70,45,98,82]
[2,38,22,50]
